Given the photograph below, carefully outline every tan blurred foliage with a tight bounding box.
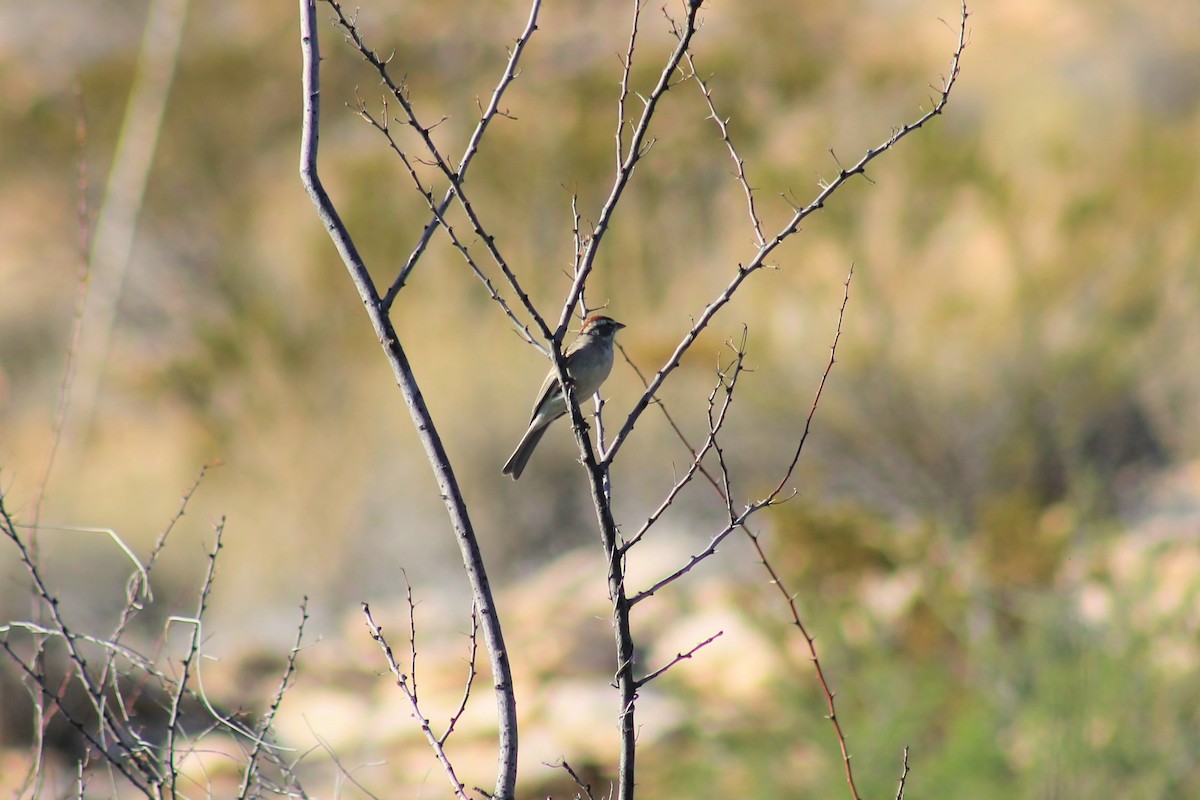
[2,0,1200,796]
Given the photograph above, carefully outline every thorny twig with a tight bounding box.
[559,0,703,335]
[361,602,471,800]
[165,517,224,797]
[895,746,911,800]
[546,758,597,800]
[635,630,724,688]
[383,0,544,306]
[621,331,750,552]
[441,604,480,747]
[603,1,970,464]
[681,51,765,247]
[356,97,544,351]
[620,266,865,798]
[325,0,549,347]
[237,597,310,800]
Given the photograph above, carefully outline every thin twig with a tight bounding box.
[299,4,518,794]
[361,603,471,800]
[237,597,310,800]
[0,638,151,795]
[621,332,749,552]
[622,331,865,797]
[895,745,911,800]
[384,0,544,306]
[441,604,480,747]
[306,726,385,800]
[403,571,419,698]
[356,98,542,350]
[325,0,547,350]
[558,0,704,336]
[635,630,724,688]
[629,265,851,606]
[747,526,861,800]
[682,51,765,247]
[604,3,970,463]
[758,264,853,504]
[0,495,147,773]
[100,466,211,698]
[546,759,597,800]
[165,517,224,797]
[613,0,645,173]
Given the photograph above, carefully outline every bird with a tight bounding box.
[502,314,626,480]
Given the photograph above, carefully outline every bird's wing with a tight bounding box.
[527,366,564,424]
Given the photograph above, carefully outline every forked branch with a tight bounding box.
[298,2,518,796]
[604,1,970,464]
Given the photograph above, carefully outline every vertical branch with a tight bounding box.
[298,2,518,796]
[556,382,637,800]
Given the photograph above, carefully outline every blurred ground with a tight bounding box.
[2,0,1199,797]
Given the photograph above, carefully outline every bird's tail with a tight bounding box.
[502,424,549,480]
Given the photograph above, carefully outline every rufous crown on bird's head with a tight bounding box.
[580,314,625,338]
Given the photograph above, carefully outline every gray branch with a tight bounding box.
[297,2,518,796]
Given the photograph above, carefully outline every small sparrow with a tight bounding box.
[502,314,626,480]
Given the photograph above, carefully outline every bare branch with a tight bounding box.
[745,525,862,800]
[614,0,646,171]
[403,572,420,698]
[385,0,544,305]
[361,603,471,800]
[629,265,851,604]
[635,630,724,688]
[299,4,518,795]
[0,498,145,772]
[895,746,911,800]
[546,758,597,800]
[355,98,541,349]
[101,465,211,696]
[759,264,853,504]
[620,334,868,796]
[0,637,152,795]
[622,331,749,552]
[682,52,765,247]
[441,604,480,747]
[165,517,224,797]
[560,0,704,335]
[237,596,310,800]
[324,0,549,355]
[604,3,970,464]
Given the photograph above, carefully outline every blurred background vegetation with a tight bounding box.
[2,0,1199,796]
